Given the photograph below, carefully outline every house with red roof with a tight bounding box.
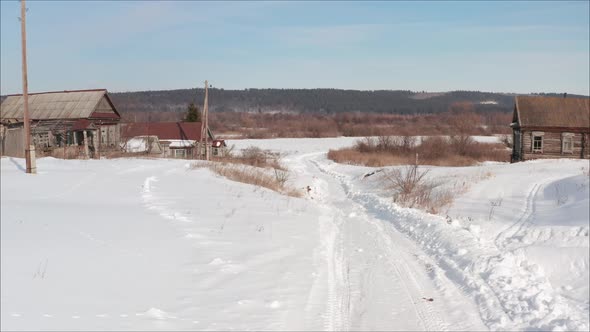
[120,122,226,159]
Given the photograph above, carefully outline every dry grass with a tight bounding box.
[329,136,510,167]
[328,149,414,167]
[35,146,159,160]
[192,161,301,197]
[380,164,454,214]
[208,110,512,139]
[193,146,300,197]
[213,146,286,170]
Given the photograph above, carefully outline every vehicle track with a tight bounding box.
[301,153,449,331]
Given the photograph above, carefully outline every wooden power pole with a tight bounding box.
[201,80,210,161]
[21,0,36,174]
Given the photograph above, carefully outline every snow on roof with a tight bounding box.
[167,140,196,148]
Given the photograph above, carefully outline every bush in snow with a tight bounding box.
[382,164,453,213]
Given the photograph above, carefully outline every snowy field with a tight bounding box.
[1,136,589,331]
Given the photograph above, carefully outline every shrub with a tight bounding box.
[194,145,300,197]
[381,164,453,213]
[192,162,301,197]
[329,135,509,167]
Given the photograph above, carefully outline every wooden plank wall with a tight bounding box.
[1,127,25,158]
[522,130,589,160]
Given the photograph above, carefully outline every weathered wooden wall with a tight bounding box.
[1,127,25,158]
[522,130,589,160]
[99,124,120,148]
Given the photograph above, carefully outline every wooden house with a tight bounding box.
[0,89,121,158]
[511,95,590,162]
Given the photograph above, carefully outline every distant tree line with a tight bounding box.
[109,88,531,116]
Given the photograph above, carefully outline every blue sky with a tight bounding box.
[1,1,589,94]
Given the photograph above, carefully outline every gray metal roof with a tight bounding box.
[0,89,113,120]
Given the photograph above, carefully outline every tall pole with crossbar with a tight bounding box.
[21,0,36,173]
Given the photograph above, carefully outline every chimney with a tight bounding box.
[563,92,567,98]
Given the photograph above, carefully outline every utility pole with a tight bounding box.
[201,80,210,160]
[20,0,36,173]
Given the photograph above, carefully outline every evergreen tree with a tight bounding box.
[184,102,201,122]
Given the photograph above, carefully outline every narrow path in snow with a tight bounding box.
[294,152,483,331]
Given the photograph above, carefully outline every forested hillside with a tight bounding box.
[109,88,520,115]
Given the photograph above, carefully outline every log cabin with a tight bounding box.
[511,95,590,162]
[0,89,121,159]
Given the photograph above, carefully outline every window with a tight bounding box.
[174,149,186,158]
[533,135,543,152]
[562,133,574,153]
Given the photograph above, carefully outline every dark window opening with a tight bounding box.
[533,136,543,152]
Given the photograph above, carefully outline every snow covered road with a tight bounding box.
[294,152,485,331]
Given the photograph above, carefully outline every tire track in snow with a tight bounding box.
[304,155,448,331]
[493,182,541,250]
[313,193,349,331]
[365,213,448,331]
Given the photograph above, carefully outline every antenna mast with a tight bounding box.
[201,80,210,160]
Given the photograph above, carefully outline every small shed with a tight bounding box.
[511,95,590,161]
[121,122,225,158]
[123,136,163,154]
